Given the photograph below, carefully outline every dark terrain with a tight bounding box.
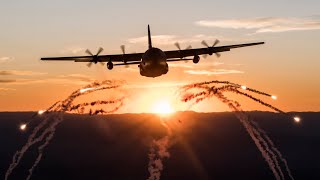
[0,112,319,180]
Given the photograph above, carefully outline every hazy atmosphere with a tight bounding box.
[1,1,320,180]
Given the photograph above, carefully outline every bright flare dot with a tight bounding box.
[152,100,174,115]
[271,95,277,100]
[38,110,46,115]
[241,85,247,90]
[80,88,95,93]
[20,124,27,131]
[294,116,301,123]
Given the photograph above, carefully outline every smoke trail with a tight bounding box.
[230,106,282,180]
[147,136,171,180]
[26,113,63,180]
[181,80,273,98]
[213,91,283,180]
[5,117,50,180]
[147,119,172,180]
[68,97,125,113]
[179,81,294,180]
[181,83,285,115]
[219,86,286,114]
[251,121,295,180]
[5,80,126,180]
[247,118,285,180]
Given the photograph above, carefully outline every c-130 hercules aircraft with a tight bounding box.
[41,25,264,78]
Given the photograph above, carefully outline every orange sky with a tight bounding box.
[1,1,320,112]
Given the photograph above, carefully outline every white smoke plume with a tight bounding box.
[179,80,294,180]
[5,80,126,180]
[147,119,173,180]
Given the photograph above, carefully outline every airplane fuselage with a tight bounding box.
[139,47,168,77]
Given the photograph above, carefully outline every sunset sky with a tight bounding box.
[1,0,320,112]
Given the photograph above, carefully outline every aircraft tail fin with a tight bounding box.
[148,25,152,49]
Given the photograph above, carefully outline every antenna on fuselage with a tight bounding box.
[148,24,152,49]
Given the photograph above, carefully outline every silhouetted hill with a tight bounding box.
[0,112,319,180]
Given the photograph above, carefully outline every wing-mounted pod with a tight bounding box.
[193,55,200,64]
[107,61,113,70]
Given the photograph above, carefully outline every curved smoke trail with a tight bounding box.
[250,121,295,180]
[5,80,126,180]
[179,81,294,180]
[6,79,295,180]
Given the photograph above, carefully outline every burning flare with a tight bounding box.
[20,124,27,131]
[294,116,301,123]
[38,110,46,115]
[80,87,95,93]
[271,95,277,100]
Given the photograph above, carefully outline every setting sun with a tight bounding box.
[151,100,174,115]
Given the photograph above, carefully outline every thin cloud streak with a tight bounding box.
[185,69,244,75]
[0,78,92,85]
[169,63,195,69]
[128,35,177,45]
[117,66,139,72]
[196,17,320,33]
[0,70,47,76]
[0,74,95,85]
[0,79,44,85]
[125,81,187,89]
[0,57,14,64]
[170,62,224,69]
[0,87,16,91]
[45,78,94,85]
[60,47,86,54]
[57,74,94,82]
[127,34,231,46]
[0,80,17,83]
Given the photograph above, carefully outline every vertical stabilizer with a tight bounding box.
[148,25,152,49]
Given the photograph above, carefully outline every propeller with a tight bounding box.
[174,42,181,50]
[120,45,130,68]
[185,45,192,50]
[201,39,221,58]
[174,42,192,62]
[86,47,104,67]
[174,42,192,51]
[120,45,126,54]
[201,40,210,48]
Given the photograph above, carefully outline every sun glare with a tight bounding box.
[152,100,174,115]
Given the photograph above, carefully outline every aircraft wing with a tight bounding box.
[41,53,144,63]
[41,42,264,63]
[164,42,264,60]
